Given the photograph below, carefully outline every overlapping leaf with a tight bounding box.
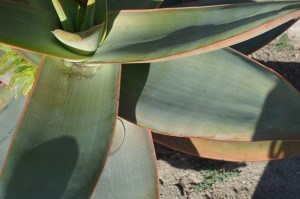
[0,87,26,168]
[87,1,300,64]
[0,57,121,198]
[0,0,86,60]
[119,48,300,141]
[92,119,159,199]
[153,133,300,162]
[181,0,298,54]
[108,0,163,11]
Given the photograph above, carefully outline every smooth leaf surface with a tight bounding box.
[11,0,56,13]
[0,57,121,198]
[232,20,296,54]
[180,0,298,54]
[52,0,78,32]
[107,0,163,11]
[92,119,159,199]
[0,87,26,169]
[86,1,300,64]
[182,0,294,6]
[0,1,86,60]
[95,0,108,43]
[95,0,107,24]
[153,133,300,162]
[81,0,96,31]
[53,24,104,55]
[119,48,300,141]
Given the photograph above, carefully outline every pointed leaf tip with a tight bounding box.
[52,24,104,55]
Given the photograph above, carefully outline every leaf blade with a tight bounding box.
[0,1,86,60]
[108,0,163,11]
[119,48,300,141]
[92,119,159,199]
[87,1,300,64]
[153,133,300,162]
[0,87,26,168]
[0,57,121,198]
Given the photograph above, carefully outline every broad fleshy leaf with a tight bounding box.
[232,20,296,54]
[0,0,86,60]
[0,87,26,168]
[11,0,56,13]
[52,24,104,55]
[86,1,300,64]
[0,57,121,198]
[81,0,96,31]
[95,0,107,24]
[180,0,298,54]
[92,119,159,199]
[119,48,300,141]
[95,0,108,43]
[153,133,300,162]
[108,0,163,11]
[52,0,78,32]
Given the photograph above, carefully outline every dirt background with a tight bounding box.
[155,21,300,199]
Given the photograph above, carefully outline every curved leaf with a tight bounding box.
[95,0,108,43]
[52,0,78,32]
[0,87,26,168]
[11,0,56,13]
[180,0,298,54]
[153,133,300,162]
[0,57,121,198]
[81,0,96,31]
[232,20,296,54]
[92,119,159,199]
[108,0,163,11]
[119,48,300,141]
[86,1,300,64]
[0,1,86,60]
[52,24,104,55]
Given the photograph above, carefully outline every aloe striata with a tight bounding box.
[0,0,300,198]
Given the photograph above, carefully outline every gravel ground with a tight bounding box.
[156,21,300,199]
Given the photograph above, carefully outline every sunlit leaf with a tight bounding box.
[119,48,300,141]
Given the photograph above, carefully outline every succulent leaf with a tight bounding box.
[92,119,159,199]
[0,88,26,168]
[153,133,300,162]
[0,57,121,198]
[52,24,104,55]
[11,0,56,13]
[52,0,78,32]
[181,0,299,54]
[232,20,297,54]
[86,1,300,64]
[0,0,87,60]
[107,0,163,11]
[80,0,96,31]
[119,48,300,141]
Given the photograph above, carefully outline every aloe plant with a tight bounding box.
[0,0,300,198]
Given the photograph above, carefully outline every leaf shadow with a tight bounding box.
[3,136,78,199]
[252,60,300,198]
